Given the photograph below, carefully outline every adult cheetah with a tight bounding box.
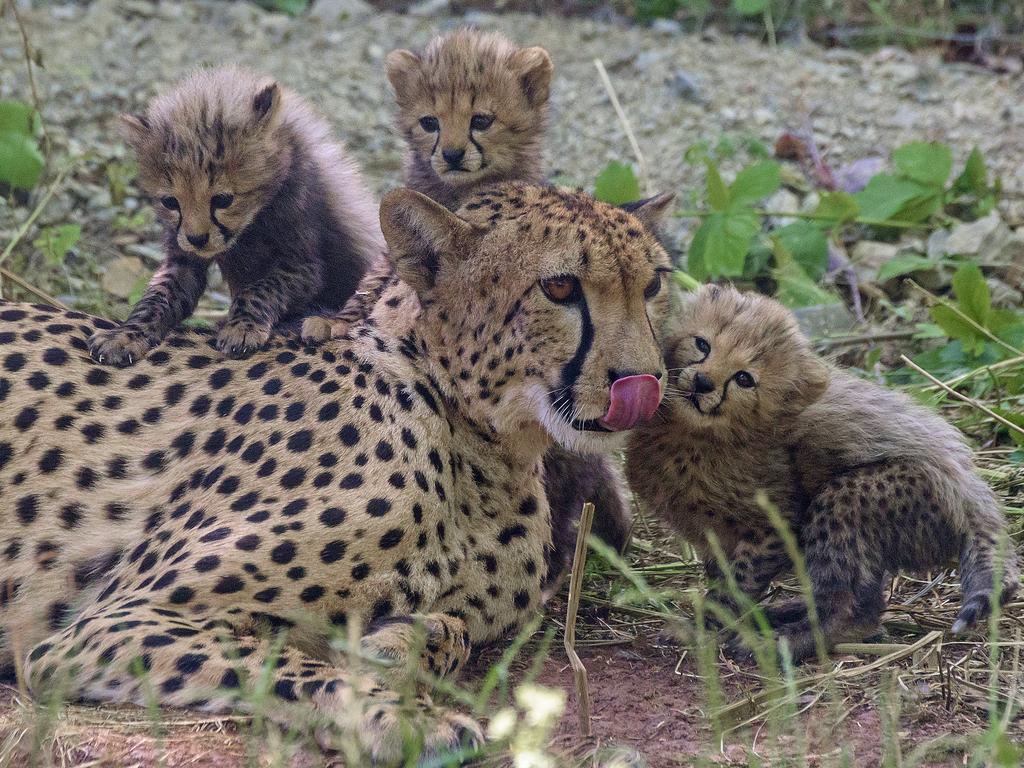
[0,183,671,763]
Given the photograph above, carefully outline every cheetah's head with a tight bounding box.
[380,183,674,454]
[662,284,829,437]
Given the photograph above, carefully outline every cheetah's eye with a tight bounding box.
[211,193,234,210]
[733,371,756,389]
[694,336,710,356]
[643,272,662,299]
[161,196,180,211]
[419,116,440,132]
[470,114,495,131]
[539,276,581,304]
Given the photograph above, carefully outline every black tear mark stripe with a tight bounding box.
[210,207,234,244]
[549,291,594,415]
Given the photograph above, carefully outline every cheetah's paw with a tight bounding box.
[217,319,271,359]
[88,326,156,367]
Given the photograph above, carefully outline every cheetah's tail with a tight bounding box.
[952,517,1020,635]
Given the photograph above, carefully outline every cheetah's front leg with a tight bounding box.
[25,601,480,766]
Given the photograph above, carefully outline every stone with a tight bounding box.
[101,256,147,298]
[792,303,858,339]
[650,18,682,34]
[309,0,373,23]
[407,0,449,17]
[669,69,703,103]
[945,211,1010,257]
[987,277,1023,309]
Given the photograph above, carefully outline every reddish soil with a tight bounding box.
[0,634,997,767]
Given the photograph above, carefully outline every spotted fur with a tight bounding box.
[627,285,1020,661]
[0,184,670,763]
[90,67,382,367]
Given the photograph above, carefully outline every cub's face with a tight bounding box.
[386,32,551,191]
[663,285,829,437]
[381,185,675,454]
[120,70,288,259]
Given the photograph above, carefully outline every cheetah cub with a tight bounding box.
[89,67,382,365]
[301,27,553,344]
[627,285,1019,660]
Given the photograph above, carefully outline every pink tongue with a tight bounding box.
[599,374,662,432]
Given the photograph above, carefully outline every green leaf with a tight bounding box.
[671,270,702,292]
[732,0,768,15]
[633,0,684,21]
[0,100,40,137]
[853,174,934,223]
[892,141,953,188]
[687,210,760,279]
[253,0,308,14]
[33,224,81,267]
[594,161,641,206]
[930,305,985,356]
[876,254,936,282]
[0,132,44,190]
[991,408,1024,448]
[772,221,828,279]
[729,160,781,206]
[814,191,859,225]
[952,147,988,197]
[951,262,990,325]
[771,237,841,308]
[705,159,730,211]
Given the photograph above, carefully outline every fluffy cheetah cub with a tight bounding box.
[89,67,382,366]
[627,285,1019,660]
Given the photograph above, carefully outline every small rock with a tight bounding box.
[792,303,857,339]
[309,0,373,23]
[765,188,800,226]
[945,211,1010,257]
[650,18,682,34]
[101,256,147,298]
[669,69,703,103]
[926,228,950,259]
[987,277,1022,309]
[850,240,899,269]
[407,0,449,16]
[752,108,774,126]
[633,51,664,73]
[124,243,165,265]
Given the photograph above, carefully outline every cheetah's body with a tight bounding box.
[0,183,672,763]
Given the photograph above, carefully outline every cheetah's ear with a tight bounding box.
[621,192,676,232]
[252,81,282,126]
[380,188,480,296]
[385,49,421,104]
[510,46,552,108]
[118,113,151,150]
[796,356,830,409]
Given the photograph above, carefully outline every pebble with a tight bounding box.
[100,255,147,298]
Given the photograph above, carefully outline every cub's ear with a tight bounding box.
[795,356,830,409]
[510,46,552,108]
[252,81,282,125]
[380,188,480,295]
[118,113,151,149]
[621,191,676,231]
[385,49,421,103]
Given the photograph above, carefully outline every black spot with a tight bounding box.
[14,406,38,431]
[16,495,38,524]
[351,563,371,580]
[39,448,63,473]
[518,497,538,516]
[318,402,339,421]
[212,575,245,594]
[168,586,195,604]
[4,353,26,372]
[280,467,306,489]
[338,424,359,446]
[366,498,391,517]
[271,541,297,565]
[379,529,404,549]
[320,540,346,564]
[175,653,208,674]
[498,524,528,545]
[300,585,324,602]
[320,507,346,527]
[287,430,313,452]
[194,555,220,572]
[339,472,363,489]
[209,368,233,389]
[285,402,305,421]
[235,535,261,551]
[375,441,394,461]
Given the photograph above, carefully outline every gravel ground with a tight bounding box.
[3,0,1024,312]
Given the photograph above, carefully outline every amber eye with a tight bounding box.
[470,114,495,131]
[644,272,662,299]
[160,196,180,211]
[419,116,440,132]
[734,370,756,388]
[540,276,581,304]
[211,193,234,209]
[695,336,710,356]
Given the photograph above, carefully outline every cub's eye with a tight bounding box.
[539,276,581,304]
[695,336,710,356]
[470,114,495,131]
[211,193,234,209]
[643,272,662,299]
[419,116,440,132]
[160,196,180,211]
[733,371,756,389]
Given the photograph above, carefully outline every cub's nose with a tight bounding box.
[186,233,210,249]
[692,372,715,394]
[442,148,465,167]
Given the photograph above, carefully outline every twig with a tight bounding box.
[899,354,1024,440]
[594,59,649,196]
[814,329,917,350]
[6,0,52,169]
[0,265,66,308]
[564,501,595,737]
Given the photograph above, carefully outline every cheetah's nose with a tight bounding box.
[186,233,210,249]
[442,148,466,167]
[599,374,662,432]
[692,372,715,394]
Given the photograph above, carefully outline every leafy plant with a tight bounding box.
[0,99,44,191]
[593,161,641,206]
[33,224,80,267]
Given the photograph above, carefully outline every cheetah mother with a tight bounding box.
[0,184,672,763]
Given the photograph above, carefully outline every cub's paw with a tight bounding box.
[300,315,333,344]
[217,319,271,359]
[88,326,156,367]
[416,709,483,767]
